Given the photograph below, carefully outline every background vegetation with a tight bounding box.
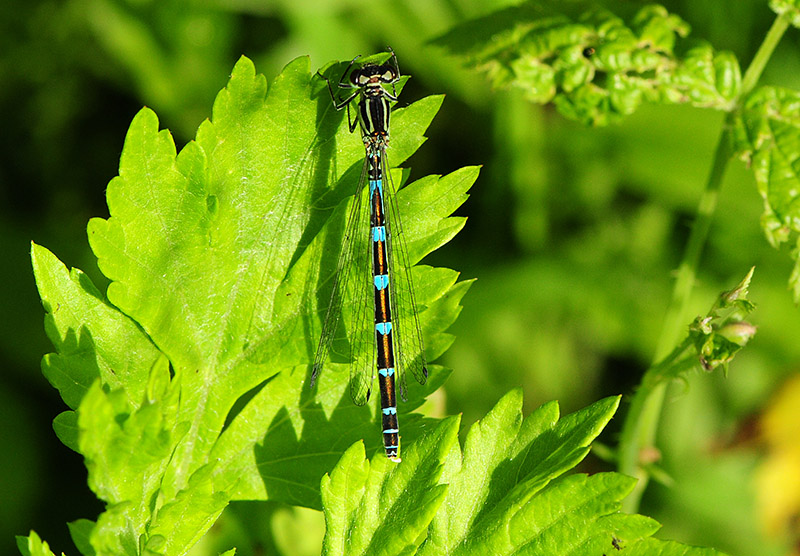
[2,1,799,555]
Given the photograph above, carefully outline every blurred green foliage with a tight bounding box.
[3,1,800,555]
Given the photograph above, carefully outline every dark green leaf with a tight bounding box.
[434,4,740,125]
[731,86,800,297]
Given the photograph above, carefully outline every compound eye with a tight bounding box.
[350,69,364,85]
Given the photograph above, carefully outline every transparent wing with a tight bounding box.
[381,151,428,402]
[312,161,376,406]
[342,173,377,406]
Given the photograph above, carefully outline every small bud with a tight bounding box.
[717,321,757,346]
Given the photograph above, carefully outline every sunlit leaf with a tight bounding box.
[320,419,456,556]
[31,54,474,555]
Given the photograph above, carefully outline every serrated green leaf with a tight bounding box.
[32,51,474,555]
[78,379,178,503]
[320,417,457,556]
[413,391,729,555]
[76,374,186,556]
[31,242,161,411]
[460,473,654,555]
[16,531,59,556]
[320,445,370,555]
[397,166,476,264]
[144,465,230,556]
[390,96,445,166]
[420,393,629,555]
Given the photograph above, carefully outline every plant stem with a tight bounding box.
[618,11,792,514]
[619,129,730,513]
[741,12,791,95]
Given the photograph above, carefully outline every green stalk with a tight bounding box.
[618,11,792,514]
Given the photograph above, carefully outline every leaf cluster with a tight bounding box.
[434,4,740,126]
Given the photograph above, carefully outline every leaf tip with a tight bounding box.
[131,105,160,131]
[231,55,257,79]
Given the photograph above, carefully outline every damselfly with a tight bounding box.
[312,49,428,462]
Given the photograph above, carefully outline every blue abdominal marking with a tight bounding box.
[374,274,389,289]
